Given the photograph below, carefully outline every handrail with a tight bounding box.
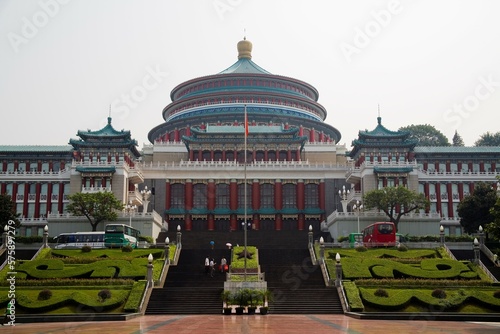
[337,281,350,313]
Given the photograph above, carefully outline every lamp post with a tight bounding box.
[308,225,313,246]
[353,200,363,233]
[2,225,8,248]
[473,238,480,264]
[319,236,325,263]
[439,225,445,246]
[338,185,349,213]
[43,225,49,248]
[147,253,154,286]
[176,225,182,247]
[478,225,484,246]
[124,201,137,227]
[140,186,152,213]
[335,253,342,287]
[164,237,170,264]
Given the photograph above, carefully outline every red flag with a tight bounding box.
[245,112,249,137]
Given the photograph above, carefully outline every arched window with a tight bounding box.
[193,183,207,208]
[260,183,274,208]
[216,183,229,208]
[282,183,296,208]
[305,183,318,208]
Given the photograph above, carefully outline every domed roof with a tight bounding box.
[218,38,270,74]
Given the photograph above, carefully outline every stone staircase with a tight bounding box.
[450,249,500,281]
[147,230,343,315]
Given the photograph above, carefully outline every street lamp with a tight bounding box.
[140,186,152,213]
[147,253,154,286]
[43,225,49,248]
[473,238,480,264]
[353,200,363,233]
[124,201,137,226]
[439,225,445,245]
[335,253,342,287]
[319,236,325,263]
[164,237,170,264]
[338,185,349,213]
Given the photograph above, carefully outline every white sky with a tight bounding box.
[1,0,499,148]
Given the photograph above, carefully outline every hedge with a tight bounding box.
[123,280,147,312]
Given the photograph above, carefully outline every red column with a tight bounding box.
[207,180,216,211]
[58,183,64,215]
[34,183,41,218]
[23,183,29,218]
[469,183,474,194]
[319,180,325,212]
[297,214,305,231]
[299,125,303,137]
[47,183,52,215]
[185,215,192,231]
[253,215,260,230]
[208,214,215,231]
[480,161,485,173]
[230,214,237,231]
[492,162,496,172]
[165,180,171,210]
[287,150,292,161]
[274,180,282,211]
[189,150,194,161]
[423,162,428,170]
[457,162,462,172]
[230,180,238,211]
[252,180,260,210]
[210,150,214,161]
[297,180,305,210]
[0,183,6,194]
[468,162,473,172]
[382,178,387,187]
[174,128,180,142]
[435,183,441,216]
[12,183,18,206]
[275,214,282,231]
[185,180,193,210]
[446,161,451,173]
[264,149,268,161]
[295,149,301,161]
[447,183,453,218]
[458,183,464,201]
[309,128,315,142]
[197,151,202,161]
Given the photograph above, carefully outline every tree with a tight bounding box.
[66,192,124,231]
[452,130,465,147]
[474,131,500,146]
[457,182,496,235]
[487,195,500,240]
[0,194,21,230]
[363,186,429,232]
[398,124,450,146]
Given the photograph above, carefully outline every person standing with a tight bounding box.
[220,256,227,273]
[205,256,210,275]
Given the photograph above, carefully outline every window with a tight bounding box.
[171,183,185,209]
[305,184,318,208]
[216,183,229,208]
[260,183,274,208]
[193,183,207,208]
[282,183,296,208]
[238,183,251,209]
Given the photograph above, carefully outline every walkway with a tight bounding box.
[4,315,500,334]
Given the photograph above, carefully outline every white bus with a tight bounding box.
[53,231,106,249]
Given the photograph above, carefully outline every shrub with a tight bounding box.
[374,289,389,298]
[38,289,53,300]
[355,246,367,252]
[431,289,447,299]
[122,245,133,252]
[493,291,500,299]
[98,289,112,302]
[81,245,92,253]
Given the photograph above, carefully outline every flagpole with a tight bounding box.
[244,104,248,281]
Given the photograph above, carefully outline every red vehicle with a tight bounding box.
[362,222,396,247]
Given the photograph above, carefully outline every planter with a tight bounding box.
[235,307,245,315]
[259,307,269,315]
[223,307,232,315]
[247,306,256,314]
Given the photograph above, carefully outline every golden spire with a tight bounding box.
[237,36,252,59]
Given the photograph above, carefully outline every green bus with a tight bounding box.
[104,224,141,248]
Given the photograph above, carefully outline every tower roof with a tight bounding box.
[218,38,270,74]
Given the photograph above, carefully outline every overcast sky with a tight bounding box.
[1,0,500,148]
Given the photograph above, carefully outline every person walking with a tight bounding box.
[209,258,215,277]
[220,256,227,273]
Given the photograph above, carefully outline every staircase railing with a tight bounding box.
[336,282,350,313]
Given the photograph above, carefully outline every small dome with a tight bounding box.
[237,38,252,59]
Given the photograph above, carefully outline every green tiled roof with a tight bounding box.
[75,166,116,173]
[358,117,410,138]
[374,166,414,173]
[0,145,72,153]
[414,146,500,153]
[219,58,271,75]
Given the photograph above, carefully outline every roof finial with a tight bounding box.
[237,35,252,59]
[108,105,112,125]
[377,104,381,125]
[244,28,246,40]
